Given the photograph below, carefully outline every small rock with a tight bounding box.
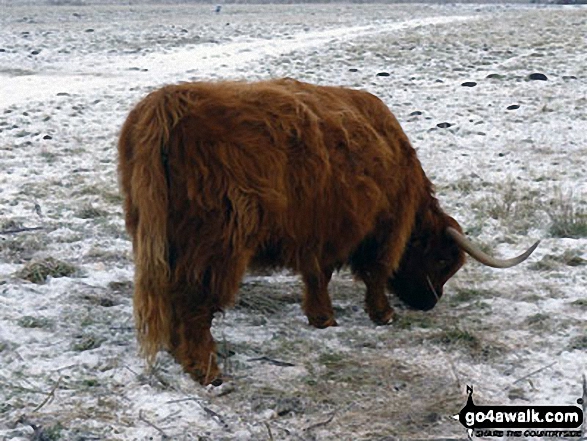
[528,72,548,81]
[31,50,40,55]
[348,68,359,72]
[85,28,95,33]
[507,104,520,110]
[410,111,423,116]
[486,73,505,80]
[437,122,452,129]
[562,75,577,81]
[376,72,390,77]
[461,81,477,87]
[43,135,52,140]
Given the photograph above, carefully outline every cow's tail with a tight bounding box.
[121,88,192,364]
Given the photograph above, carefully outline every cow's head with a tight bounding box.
[389,214,539,311]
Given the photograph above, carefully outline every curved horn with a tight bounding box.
[446,227,540,269]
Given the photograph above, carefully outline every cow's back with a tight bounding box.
[149,79,425,274]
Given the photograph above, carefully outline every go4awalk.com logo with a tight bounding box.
[454,386,584,438]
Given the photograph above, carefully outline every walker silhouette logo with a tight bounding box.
[453,386,584,438]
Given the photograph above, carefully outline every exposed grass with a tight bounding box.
[523,313,552,331]
[547,189,587,238]
[75,203,108,219]
[71,334,103,352]
[393,311,437,330]
[16,257,79,284]
[0,234,45,262]
[98,221,127,239]
[101,190,124,205]
[529,249,586,271]
[17,315,53,329]
[432,327,481,351]
[570,299,587,309]
[444,175,479,195]
[73,185,123,205]
[568,335,587,351]
[471,180,538,234]
[107,280,133,294]
[40,150,58,164]
[447,286,496,306]
[236,280,300,315]
[85,246,130,263]
[430,326,505,361]
[0,219,22,232]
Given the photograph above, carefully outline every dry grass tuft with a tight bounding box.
[16,257,79,284]
[472,179,538,234]
[547,189,587,238]
[75,203,108,219]
[529,249,586,271]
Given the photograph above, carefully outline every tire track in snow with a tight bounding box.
[134,14,479,78]
[0,14,478,108]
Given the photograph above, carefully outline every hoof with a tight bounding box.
[308,315,338,329]
[368,307,395,326]
[185,362,222,386]
[191,371,223,386]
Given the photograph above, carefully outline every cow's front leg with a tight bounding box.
[361,265,395,325]
[302,266,337,328]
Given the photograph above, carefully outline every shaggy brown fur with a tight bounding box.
[118,78,466,385]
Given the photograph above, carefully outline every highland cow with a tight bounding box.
[118,78,538,385]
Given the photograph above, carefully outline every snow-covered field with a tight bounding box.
[1,3,586,440]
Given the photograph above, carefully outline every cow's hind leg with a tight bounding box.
[171,253,250,385]
[302,266,337,328]
[171,295,221,385]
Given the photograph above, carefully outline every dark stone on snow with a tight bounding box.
[437,122,452,129]
[528,72,548,81]
[410,111,423,116]
[376,72,390,77]
[461,81,477,87]
[486,73,505,80]
[507,104,520,110]
[348,68,359,72]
